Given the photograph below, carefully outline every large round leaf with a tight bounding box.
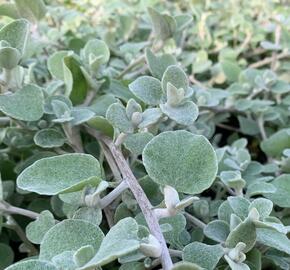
[143,130,218,194]
[39,219,104,261]
[17,153,101,195]
[0,84,44,121]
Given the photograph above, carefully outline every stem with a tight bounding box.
[0,201,40,219]
[169,249,183,258]
[99,141,122,181]
[249,51,289,68]
[62,124,84,153]
[0,117,10,125]
[184,212,206,229]
[99,181,128,209]
[86,127,173,270]
[257,114,267,140]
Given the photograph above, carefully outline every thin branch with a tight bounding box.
[169,249,183,258]
[99,181,128,209]
[0,201,40,220]
[86,127,173,270]
[249,51,289,68]
[62,124,84,153]
[99,141,122,181]
[117,55,146,79]
[184,212,206,229]
[257,115,267,140]
[0,117,10,126]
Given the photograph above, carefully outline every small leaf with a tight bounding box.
[257,228,290,255]
[39,219,104,261]
[143,130,218,194]
[0,19,29,54]
[193,50,212,74]
[126,99,142,119]
[47,51,69,80]
[52,251,76,269]
[34,129,65,148]
[138,108,163,129]
[71,108,95,126]
[0,47,21,69]
[17,153,101,195]
[220,60,241,82]
[73,245,95,267]
[124,132,154,155]
[106,103,134,133]
[264,174,290,207]
[228,196,250,219]
[246,182,276,197]
[89,94,117,117]
[147,7,176,40]
[204,220,230,243]
[183,242,224,270]
[15,0,46,22]
[0,84,44,121]
[145,48,176,79]
[261,129,290,157]
[129,76,163,105]
[220,171,246,191]
[81,39,110,71]
[160,101,198,126]
[224,255,250,270]
[249,198,273,219]
[162,65,188,93]
[225,216,256,252]
[5,260,57,270]
[174,14,193,32]
[73,207,102,226]
[80,217,140,268]
[26,210,55,244]
[63,54,88,105]
[87,116,114,137]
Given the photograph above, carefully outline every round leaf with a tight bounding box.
[129,76,163,105]
[0,47,21,69]
[17,153,101,195]
[34,129,66,148]
[160,101,198,126]
[183,242,224,270]
[143,130,218,194]
[161,65,188,93]
[39,219,104,261]
[0,84,44,121]
[26,210,56,244]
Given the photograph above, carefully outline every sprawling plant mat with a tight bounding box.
[0,0,290,269]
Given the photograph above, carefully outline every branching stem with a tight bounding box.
[86,127,173,270]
